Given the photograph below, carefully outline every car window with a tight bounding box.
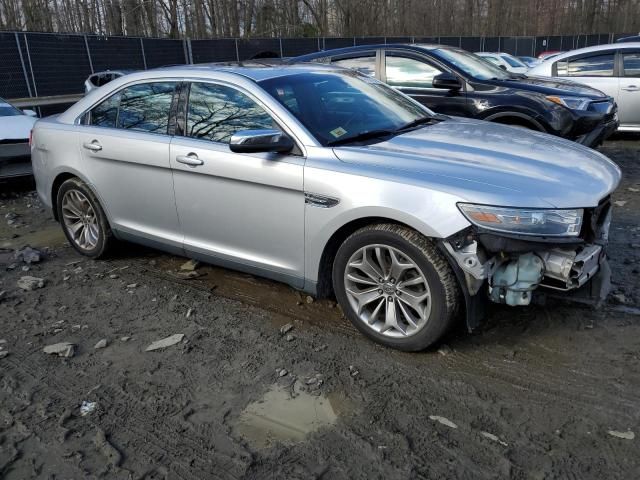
[0,103,23,116]
[482,56,501,65]
[88,92,121,128]
[186,82,276,144]
[622,53,640,76]
[556,53,615,77]
[259,70,432,147]
[433,48,510,80]
[385,55,443,88]
[501,55,526,68]
[332,54,376,77]
[117,82,177,133]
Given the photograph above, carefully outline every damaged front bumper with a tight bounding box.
[441,199,613,330]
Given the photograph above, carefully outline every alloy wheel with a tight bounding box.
[61,189,100,250]
[344,244,432,338]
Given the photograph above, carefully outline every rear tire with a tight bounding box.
[56,177,114,259]
[332,224,460,351]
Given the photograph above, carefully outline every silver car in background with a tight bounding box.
[30,64,620,351]
[529,43,640,132]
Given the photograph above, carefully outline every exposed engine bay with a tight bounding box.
[442,198,612,310]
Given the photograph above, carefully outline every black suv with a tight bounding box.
[291,44,619,148]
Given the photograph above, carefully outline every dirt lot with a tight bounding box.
[1,137,639,479]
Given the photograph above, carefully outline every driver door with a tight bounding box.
[381,50,470,117]
[169,81,305,286]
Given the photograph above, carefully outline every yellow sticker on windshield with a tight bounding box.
[330,127,347,138]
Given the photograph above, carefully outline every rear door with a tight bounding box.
[77,81,182,251]
[553,50,619,99]
[169,81,305,286]
[381,49,469,117]
[618,50,640,127]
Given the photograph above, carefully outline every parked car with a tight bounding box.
[0,98,38,178]
[85,70,134,93]
[518,56,542,68]
[538,50,564,60]
[475,52,529,73]
[291,44,618,147]
[528,43,640,132]
[31,64,620,351]
[616,35,640,43]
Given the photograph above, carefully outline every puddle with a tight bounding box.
[234,384,341,449]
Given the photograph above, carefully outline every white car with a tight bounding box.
[528,43,640,132]
[475,52,529,74]
[84,70,134,93]
[0,98,37,178]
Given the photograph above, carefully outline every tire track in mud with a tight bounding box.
[2,351,249,479]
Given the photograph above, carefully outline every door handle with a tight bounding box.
[83,140,102,152]
[176,153,203,167]
[622,85,639,91]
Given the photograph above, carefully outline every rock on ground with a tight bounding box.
[43,342,75,358]
[17,276,45,291]
[145,334,185,351]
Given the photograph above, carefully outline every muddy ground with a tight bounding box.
[1,136,639,479]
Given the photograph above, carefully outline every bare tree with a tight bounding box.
[1,0,639,38]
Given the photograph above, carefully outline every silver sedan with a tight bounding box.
[31,64,621,351]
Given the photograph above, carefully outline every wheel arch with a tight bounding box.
[482,110,547,131]
[315,216,430,299]
[50,170,111,225]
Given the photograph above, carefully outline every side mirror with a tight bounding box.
[432,72,462,91]
[23,109,37,117]
[229,129,294,154]
[499,64,508,71]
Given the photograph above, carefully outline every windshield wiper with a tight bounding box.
[327,129,396,146]
[395,115,443,132]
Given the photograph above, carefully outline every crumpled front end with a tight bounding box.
[442,197,613,326]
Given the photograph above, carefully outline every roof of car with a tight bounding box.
[290,43,451,61]
[156,61,346,81]
[549,42,640,58]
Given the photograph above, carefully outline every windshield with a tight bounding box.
[259,70,433,146]
[433,48,511,80]
[501,54,527,68]
[0,103,22,117]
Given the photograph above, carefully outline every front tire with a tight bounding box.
[56,177,114,258]
[333,224,460,351]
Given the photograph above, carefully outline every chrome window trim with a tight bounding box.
[75,75,312,157]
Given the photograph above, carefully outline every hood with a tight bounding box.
[490,75,608,98]
[332,118,621,208]
[0,115,37,141]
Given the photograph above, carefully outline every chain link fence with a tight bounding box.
[0,31,634,102]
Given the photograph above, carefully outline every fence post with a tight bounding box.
[140,38,147,69]
[84,35,94,74]
[15,32,33,98]
[23,33,38,97]
[279,38,283,58]
[234,38,240,62]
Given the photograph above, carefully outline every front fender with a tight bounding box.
[303,164,471,285]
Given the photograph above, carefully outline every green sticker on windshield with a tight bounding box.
[330,127,347,138]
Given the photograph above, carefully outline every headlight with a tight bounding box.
[458,204,583,237]
[546,95,591,111]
